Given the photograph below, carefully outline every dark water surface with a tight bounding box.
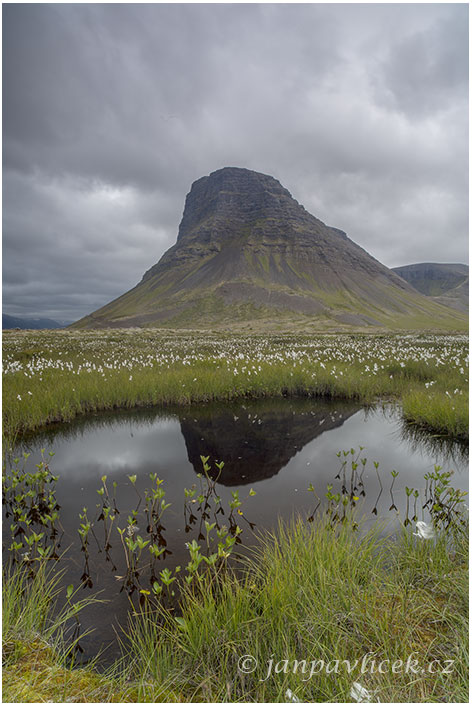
[6,398,468,664]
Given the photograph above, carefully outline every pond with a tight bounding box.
[4,397,468,665]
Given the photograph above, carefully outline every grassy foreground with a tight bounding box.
[2,564,134,702]
[2,328,468,702]
[2,329,468,441]
[3,516,468,703]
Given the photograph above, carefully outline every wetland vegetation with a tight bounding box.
[3,329,468,440]
[3,508,468,702]
[2,328,469,702]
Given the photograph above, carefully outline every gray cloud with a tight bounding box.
[2,3,468,321]
[375,11,468,118]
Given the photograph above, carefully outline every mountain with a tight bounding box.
[392,263,468,313]
[3,313,67,330]
[73,167,467,331]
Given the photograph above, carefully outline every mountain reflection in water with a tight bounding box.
[180,399,359,485]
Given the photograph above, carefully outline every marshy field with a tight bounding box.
[2,329,469,702]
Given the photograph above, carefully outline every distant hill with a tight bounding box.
[3,314,67,330]
[392,263,468,313]
[72,167,467,331]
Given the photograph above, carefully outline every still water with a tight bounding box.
[6,398,468,663]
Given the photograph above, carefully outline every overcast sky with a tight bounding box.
[2,2,469,322]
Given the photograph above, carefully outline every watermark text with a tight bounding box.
[237,652,455,682]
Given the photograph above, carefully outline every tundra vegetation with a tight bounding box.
[2,328,468,440]
[2,328,468,702]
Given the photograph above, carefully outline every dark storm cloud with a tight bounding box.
[2,3,468,321]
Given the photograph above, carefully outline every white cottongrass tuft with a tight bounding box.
[285,689,301,702]
[350,682,372,703]
[413,520,435,540]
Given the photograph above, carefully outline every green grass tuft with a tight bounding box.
[119,516,469,702]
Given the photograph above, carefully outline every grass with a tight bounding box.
[2,329,468,442]
[3,515,468,702]
[120,517,468,702]
[2,563,135,702]
[402,388,469,439]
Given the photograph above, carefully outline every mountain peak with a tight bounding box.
[177,166,297,245]
[198,166,289,190]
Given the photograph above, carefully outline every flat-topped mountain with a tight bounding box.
[73,167,467,331]
[392,263,468,313]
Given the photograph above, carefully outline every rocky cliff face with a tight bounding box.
[393,263,468,313]
[73,167,467,330]
[142,167,408,292]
